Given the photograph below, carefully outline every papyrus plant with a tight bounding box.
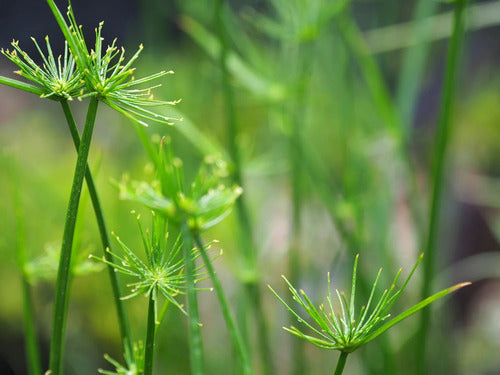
[117,138,252,375]
[270,254,470,375]
[1,1,179,374]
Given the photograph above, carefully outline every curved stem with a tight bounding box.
[181,221,205,375]
[49,96,98,375]
[59,100,134,360]
[144,292,157,375]
[193,232,253,375]
[334,352,349,375]
[417,1,467,374]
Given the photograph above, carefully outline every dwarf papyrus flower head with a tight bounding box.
[99,340,144,375]
[46,0,180,126]
[117,137,243,232]
[91,211,211,316]
[1,37,84,100]
[269,254,470,353]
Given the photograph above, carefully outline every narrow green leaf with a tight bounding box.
[0,75,47,97]
[361,282,471,346]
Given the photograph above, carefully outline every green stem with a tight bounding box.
[49,96,99,375]
[59,100,134,360]
[286,40,313,375]
[214,3,272,374]
[13,170,42,375]
[396,0,438,136]
[192,232,253,375]
[144,292,157,375]
[181,221,205,375]
[246,283,273,375]
[417,1,467,374]
[21,279,42,375]
[338,10,426,241]
[334,352,349,375]
[338,12,399,137]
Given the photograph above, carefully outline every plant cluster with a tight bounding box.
[0,0,474,375]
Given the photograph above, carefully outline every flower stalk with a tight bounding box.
[181,221,205,375]
[334,352,348,375]
[192,232,252,375]
[59,99,134,360]
[144,292,157,375]
[49,96,99,375]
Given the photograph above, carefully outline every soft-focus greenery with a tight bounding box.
[0,0,499,374]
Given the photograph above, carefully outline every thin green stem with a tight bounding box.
[337,12,399,137]
[12,168,42,375]
[21,279,42,375]
[214,3,272,374]
[246,283,273,375]
[181,221,205,375]
[334,352,349,375]
[49,96,99,375]
[144,292,157,375]
[15,189,42,375]
[193,232,253,375]
[396,0,438,136]
[338,10,426,241]
[59,100,134,359]
[286,39,313,375]
[417,1,467,374]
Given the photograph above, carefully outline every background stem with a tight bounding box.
[181,221,205,375]
[193,232,253,375]
[14,188,42,375]
[21,279,42,375]
[49,97,99,375]
[213,3,272,373]
[59,100,134,360]
[417,1,467,374]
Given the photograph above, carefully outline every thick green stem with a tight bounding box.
[193,233,253,375]
[417,1,467,374]
[181,222,205,375]
[334,352,349,375]
[144,292,157,375]
[49,96,98,375]
[59,100,134,359]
